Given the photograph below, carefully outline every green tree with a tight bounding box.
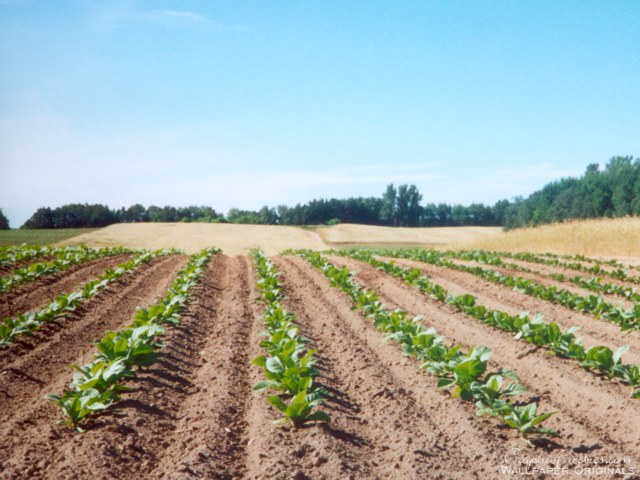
[0,209,9,230]
[258,206,279,224]
[396,185,423,227]
[606,156,637,217]
[380,184,397,226]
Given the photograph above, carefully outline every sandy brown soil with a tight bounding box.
[1,252,639,479]
[0,255,133,319]
[330,257,640,466]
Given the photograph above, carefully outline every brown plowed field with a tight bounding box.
[1,253,639,479]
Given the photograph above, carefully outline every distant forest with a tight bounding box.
[16,155,640,230]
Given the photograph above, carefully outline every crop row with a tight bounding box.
[536,251,640,273]
[0,249,179,348]
[251,249,330,427]
[0,246,134,294]
[47,247,219,430]
[489,250,640,285]
[336,249,640,399]
[389,248,640,332]
[0,244,71,267]
[442,249,640,304]
[294,250,558,440]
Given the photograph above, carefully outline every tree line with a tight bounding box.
[20,204,225,229]
[11,155,640,230]
[502,156,640,229]
[17,185,502,229]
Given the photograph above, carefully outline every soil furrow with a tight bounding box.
[142,255,258,479]
[243,255,380,480]
[0,258,54,276]
[275,256,546,479]
[0,254,133,319]
[330,256,640,468]
[0,254,188,478]
[389,257,640,361]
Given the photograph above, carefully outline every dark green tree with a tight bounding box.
[380,184,398,226]
[0,209,9,230]
[396,185,423,227]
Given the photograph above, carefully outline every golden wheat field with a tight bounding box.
[454,217,640,259]
[56,218,640,259]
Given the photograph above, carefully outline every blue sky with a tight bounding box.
[1,1,639,227]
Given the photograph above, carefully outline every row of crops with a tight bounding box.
[1,244,638,445]
[329,248,640,398]
[47,248,218,429]
[0,247,180,347]
[292,249,560,439]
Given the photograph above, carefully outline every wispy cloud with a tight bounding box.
[162,10,212,24]
[91,4,249,32]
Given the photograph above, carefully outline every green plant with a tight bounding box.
[69,358,134,393]
[580,345,629,377]
[46,388,118,431]
[94,325,163,367]
[267,389,330,427]
[501,402,558,440]
[251,249,330,426]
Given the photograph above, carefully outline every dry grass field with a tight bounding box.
[56,223,503,255]
[57,223,327,255]
[315,223,502,248]
[54,218,640,259]
[454,216,640,259]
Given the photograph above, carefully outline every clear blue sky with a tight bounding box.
[1,0,639,227]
